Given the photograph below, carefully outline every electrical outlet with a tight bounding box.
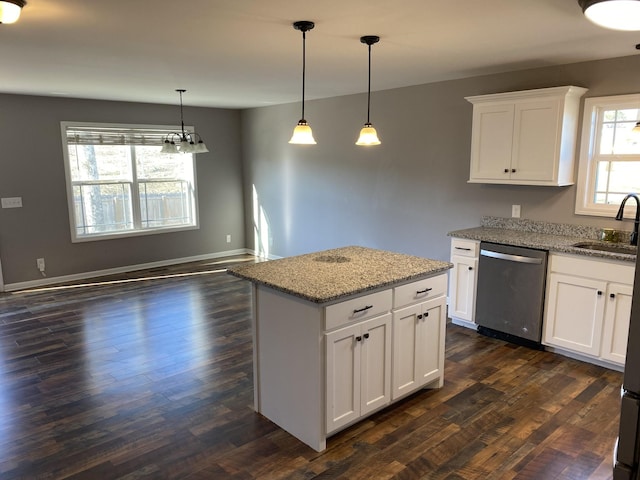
[512,204,521,218]
[1,197,23,208]
[226,234,231,243]
[37,258,45,271]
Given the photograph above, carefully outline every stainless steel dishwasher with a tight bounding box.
[475,242,548,349]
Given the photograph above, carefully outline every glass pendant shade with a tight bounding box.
[633,121,640,133]
[161,140,179,154]
[0,0,25,24]
[580,0,640,30]
[356,124,381,145]
[289,121,316,144]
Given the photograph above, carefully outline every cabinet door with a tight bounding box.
[360,314,392,416]
[543,273,606,356]
[326,323,361,433]
[601,283,633,365]
[417,298,446,389]
[511,99,561,182]
[392,303,421,400]
[449,255,478,322]
[469,103,514,181]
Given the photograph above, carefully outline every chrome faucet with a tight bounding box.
[615,193,640,246]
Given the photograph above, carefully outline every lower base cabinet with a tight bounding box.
[392,297,445,400]
[252,272,448,452]
[326,314,391,433]
[543,254,633,367]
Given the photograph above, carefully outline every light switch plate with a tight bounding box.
[1,197,23,208]
[512,204,521,218]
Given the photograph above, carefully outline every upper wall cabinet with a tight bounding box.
[465,86,588,186]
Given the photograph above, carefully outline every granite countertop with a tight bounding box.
[227,246,452,304]
[448,217,637,263]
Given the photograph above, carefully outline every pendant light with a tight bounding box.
[161,89,209,155]
[356,36,381,146]
[578,0,640,31]
[289,21,316,145]
[0,0,26,24]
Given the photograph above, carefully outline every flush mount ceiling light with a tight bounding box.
[289,20,317,145]
[0,0,26,24]
[356,35,381,146]
[160,89,209,155]
[578,0,640,30]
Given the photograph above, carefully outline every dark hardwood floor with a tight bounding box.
[0,255,623,479]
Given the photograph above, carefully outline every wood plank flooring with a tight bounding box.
[0,255,623,479]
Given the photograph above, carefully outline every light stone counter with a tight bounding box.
[448,217,636,263]
[227,245,452,304]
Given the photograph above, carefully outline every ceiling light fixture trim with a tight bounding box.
[356,35,381,146]
[0,0,26,24]
[289,20,317,145]
[578,0,640,31]
[160,89,209,155]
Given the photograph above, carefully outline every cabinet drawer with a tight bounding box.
[394,274,447,309]
[451,239,479,258]
[325,290,392,331]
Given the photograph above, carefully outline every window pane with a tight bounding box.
[73,183,133,236]
[139,181,193,228]
[608,161,640,194]
[595,161,610,193]
[136,146,191,180]
[599,123,614,154]
[69,145,132,181]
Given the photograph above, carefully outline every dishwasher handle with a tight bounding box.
[480,248,543,265]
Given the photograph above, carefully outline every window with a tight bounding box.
[61,122,198,242]
[576,94,640,217]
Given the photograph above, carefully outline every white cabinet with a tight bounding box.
[449,238,479,329]
[392,296,445,400]
[326,313,391,433]
[465,86,587,186]
[543,254,634,367]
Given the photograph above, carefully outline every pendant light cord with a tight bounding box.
[301,29,307,121]
[366,43,372,124]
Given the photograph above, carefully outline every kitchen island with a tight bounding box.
[228,246,452,451]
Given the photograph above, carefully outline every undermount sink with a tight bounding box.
[572,242,637,255]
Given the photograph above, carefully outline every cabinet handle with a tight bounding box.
[416,287,433,294]
[356,336,362,342]
[417,314,423,320]
[504,168,509,173]
[363,333,370,339]
[468,266,473,271]
[511,168,516,173]
[597,291,603,296]
[455,247,471,251]
[610,293,616,299]
[424,312,429,317]
[353,305,373,314]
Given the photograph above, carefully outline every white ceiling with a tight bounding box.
[1,0,639,109]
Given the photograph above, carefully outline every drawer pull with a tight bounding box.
[610,293,616,299]
[455,247,472,251]
[597,291,603,296]
[363,333,370,339]
[417,314,423,320]
[504,168,509,173]
[353,305,373,314]
[416,287,433,294]
[356,336,362,342]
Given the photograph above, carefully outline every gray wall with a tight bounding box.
[0,94,244,285]
[240,54,640,262]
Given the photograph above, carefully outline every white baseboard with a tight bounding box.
[4,248,253,292]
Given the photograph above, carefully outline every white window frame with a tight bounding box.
[61,121,200,243]
[576,93,640,218]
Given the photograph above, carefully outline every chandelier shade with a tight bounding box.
[0,0,25,24]
[289,20,317,145]
[161,89,209,155]
[578,0,640,30]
